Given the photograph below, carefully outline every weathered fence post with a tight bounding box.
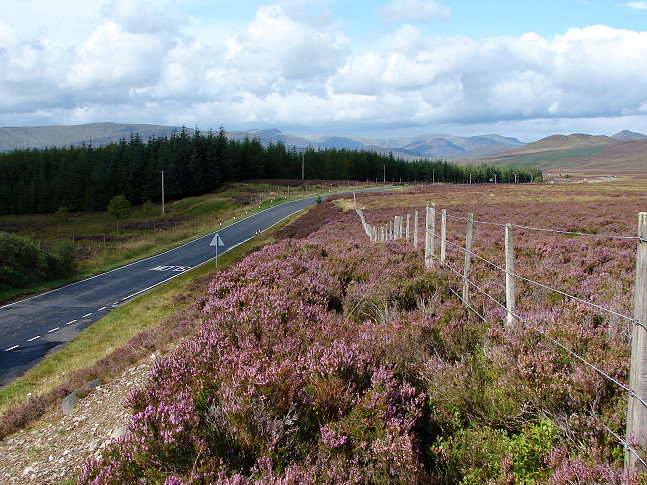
[353,192,357,210]
[414,210,419,249]
[425,202,435,269]
[505,223,516,326]
[406,214,411,241]
[626,212,647,471]
[440,209,447,263]
[462,213,474,304]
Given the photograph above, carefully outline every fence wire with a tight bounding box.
[444,212,639,240]
[359,204,647,466]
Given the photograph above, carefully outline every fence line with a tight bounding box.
[438,247,647,410]
[353,201,647,471]
[438,234,642,329]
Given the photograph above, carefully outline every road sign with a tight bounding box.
[210,233,224,247]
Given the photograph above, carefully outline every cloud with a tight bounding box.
[377,0,451,25]
[622,1,647,10]
[0,1,646,138]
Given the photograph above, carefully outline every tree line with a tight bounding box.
[0,127,542,215]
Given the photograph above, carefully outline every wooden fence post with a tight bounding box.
[626,212,647,471]
[440,209,447,263]
[406,214,411,241]
[462,213,474,304]
[431,203,436,257]
[414,210,419,249]
[505,223,516,326]
[425,202,435,269]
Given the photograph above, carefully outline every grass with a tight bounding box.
[0,181,362,303]
[500,146,607,165]
[0,208,307,419]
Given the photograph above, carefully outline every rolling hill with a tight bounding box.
[0,123,525,161]
[477,133,647,174]
[0,122,187,151]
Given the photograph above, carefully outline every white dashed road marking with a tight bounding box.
[5,345,19,352]
[48,327,59,333]
[27,335,41,342]
[66,319,77,325]
[82,313,92,318]
[98,307,106,311]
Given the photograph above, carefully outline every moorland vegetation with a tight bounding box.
[74,179,646,483]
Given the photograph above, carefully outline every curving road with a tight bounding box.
[0,194,325,386]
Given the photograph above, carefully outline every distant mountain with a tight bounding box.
[0,122,189,151]
[212,128,526,160]
[612,130,647,141]
[478,133,647,174]
[3,123,644,173]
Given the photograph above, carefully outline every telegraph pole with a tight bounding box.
[301,151,304,181]
[159,170,166,215]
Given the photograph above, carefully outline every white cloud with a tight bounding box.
[623,1,647,10]
[0,1,646,139]
[377,0,451,25]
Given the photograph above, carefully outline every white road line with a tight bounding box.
[48,327,59,333]
[98,307,106,311]
[27,335,41,342]
[5,345,19,352]
[66,319,77,325]
[82,313,92,318]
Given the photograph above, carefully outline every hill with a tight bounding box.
[477,133,647,174]
[0,122,189,151]
[0,123,525,160]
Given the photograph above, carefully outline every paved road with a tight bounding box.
[0,195,323,386]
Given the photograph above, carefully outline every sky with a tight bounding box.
[1,0,647,141]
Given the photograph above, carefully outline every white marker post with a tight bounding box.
[210,232,225,269]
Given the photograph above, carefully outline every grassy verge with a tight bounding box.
[0,182,363,303]
[0,209,307,424]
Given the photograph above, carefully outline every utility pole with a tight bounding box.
[432,169,435,184]
[159,170,166,215]
[301,151,305,181]
[469,173,474,184]
[383,165,386,184]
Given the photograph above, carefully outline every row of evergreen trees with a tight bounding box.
[0,127,542,215]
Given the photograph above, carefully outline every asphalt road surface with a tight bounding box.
[0,194,326,386]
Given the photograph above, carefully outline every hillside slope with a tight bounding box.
[477,134,647,173]
[0,122,189,151]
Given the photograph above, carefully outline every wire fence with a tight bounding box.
[355,202,647,470]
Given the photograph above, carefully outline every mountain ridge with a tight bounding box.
[0,123,525,161]
[1,123,646,173]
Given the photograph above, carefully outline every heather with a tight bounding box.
[80,182,646,483]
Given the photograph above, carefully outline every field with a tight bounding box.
[68,176,647,483]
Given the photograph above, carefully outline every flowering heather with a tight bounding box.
[80,181,646,483]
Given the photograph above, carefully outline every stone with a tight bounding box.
[111,426,128,440]
[61,392,78,416]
